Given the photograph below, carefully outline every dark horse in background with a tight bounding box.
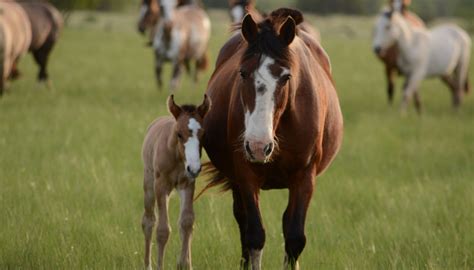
[202,8,343,269]
[15,1,63,86]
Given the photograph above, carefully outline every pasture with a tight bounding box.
[1,9,473,269]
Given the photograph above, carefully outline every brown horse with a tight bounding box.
[142,95,210,270]
[0,0,31,95]
[202,8,343,270]
[375,0,425,103]
[17,1,62,85]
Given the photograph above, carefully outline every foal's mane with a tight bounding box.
[180,105,198,113]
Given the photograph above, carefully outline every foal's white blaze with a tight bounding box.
[230,5,245,23]
[184,118,201,177]
[244,56,289,147]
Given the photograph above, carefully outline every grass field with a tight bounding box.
[1,9,473,269]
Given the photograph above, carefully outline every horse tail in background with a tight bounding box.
[196,51,208,71]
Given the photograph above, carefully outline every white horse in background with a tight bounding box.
[373,8,471,112]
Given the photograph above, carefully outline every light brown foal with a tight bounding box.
[141,95,210,270]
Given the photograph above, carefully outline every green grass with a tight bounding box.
[1,9,473,269]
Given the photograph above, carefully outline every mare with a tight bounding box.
[373,8,471,112]
[141,95,210,270]
[17,1,63,85]
[0,0,31,95]
[152,0,210,90]
[375,0,425,103]
[201,8,343,270]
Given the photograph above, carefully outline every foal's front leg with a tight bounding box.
[155,179,172,270]
[283,168,315,270]
[177,181,196,270]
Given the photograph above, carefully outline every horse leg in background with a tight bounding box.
[194,52,209,83]
[9,59,21,80]
[282,168,314,270]
[155,179,172,270]
[452,48,471,107]
[142,168,157,270]
[385,65,396,104]
[177,182,195,270]
[32,35,55,88]
[441,75,459,106]
[401,72,422,114]
[232,188,250,269]
[170,60,183,91]
[413,92,422,114]
[154,53,163,90]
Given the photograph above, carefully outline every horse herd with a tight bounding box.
[0,0,471,269]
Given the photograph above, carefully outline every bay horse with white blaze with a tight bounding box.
[202,8,343,269]
[142,95,210,270]
[373,7,471,112]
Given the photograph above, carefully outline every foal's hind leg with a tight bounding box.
[283,168,315,270]
[142,169,156,270]
[177,181,195,270]
[155,178,172,270]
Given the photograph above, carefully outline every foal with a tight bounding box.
[142,95,210,270]
[373,9,471,112]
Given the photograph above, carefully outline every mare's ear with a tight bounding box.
[167,95,182,119]
[279,16,296,46]
[242,14,258,43]
[197,94,211,119]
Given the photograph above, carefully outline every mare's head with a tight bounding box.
[373,9,401,57]
[238,9,302,163]
[168,95,211,178]
[138,0,160,34]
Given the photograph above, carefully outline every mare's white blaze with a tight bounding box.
[244,56,289,143]
[230,5,245,23]
[139,4,148,22]
[184,118,201,176]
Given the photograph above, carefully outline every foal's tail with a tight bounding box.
[194,161,231,201]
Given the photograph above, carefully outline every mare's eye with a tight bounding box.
[239,69,249,79]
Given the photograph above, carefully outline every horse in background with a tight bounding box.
[374,0,425,104]
[151,0,210,90]
[201,8,343,269]
[141,95,210,270]
[18,1,63,86]
[373,7,471,112]
[0,0,31,96]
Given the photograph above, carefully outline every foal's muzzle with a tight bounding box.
[186,165,201,179]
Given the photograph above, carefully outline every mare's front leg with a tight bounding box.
[283,167,315,270]
[155,177,172,270]
[235,172,265,270]
[177,180,196,270]
[232,187,250,269]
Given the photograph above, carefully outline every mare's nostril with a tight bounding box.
[186,166,191,173]
[245,141,252,154]
[264,142,273,157]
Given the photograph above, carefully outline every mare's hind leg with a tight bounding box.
[232,188,250,269]
[177,181,195,270]
[32,36,55,84]
[142,169,156,270]
[155,178,172,270]
[283,167,315,270]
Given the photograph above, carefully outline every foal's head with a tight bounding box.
[373,9,401,56]
[168,95,211,178]
[238,9,301,163]
[138,0,160,34]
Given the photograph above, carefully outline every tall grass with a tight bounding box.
[0,10,472,269]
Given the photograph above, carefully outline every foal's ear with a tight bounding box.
[242,14,258,43]
[197,94,211,119]
[167,95,182,119]
[279,16,296,46]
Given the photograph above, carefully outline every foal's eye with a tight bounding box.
[279,74,291,84]
[239,69,249,79]
[177,133,183,140]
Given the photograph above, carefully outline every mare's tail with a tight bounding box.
[193,161,231,201]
